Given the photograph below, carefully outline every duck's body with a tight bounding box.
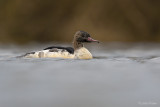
[23,31,99,59]
[24,47,92,59]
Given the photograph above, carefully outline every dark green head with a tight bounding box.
[74,31,99,43]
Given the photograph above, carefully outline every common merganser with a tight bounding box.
[23,31,99,59]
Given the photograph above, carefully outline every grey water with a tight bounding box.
[0,43,160,107]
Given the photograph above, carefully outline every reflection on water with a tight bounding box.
[0,43,160,107]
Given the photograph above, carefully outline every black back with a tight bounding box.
[44,46,74,54]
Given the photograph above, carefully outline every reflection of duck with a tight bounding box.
[23,31,99,59]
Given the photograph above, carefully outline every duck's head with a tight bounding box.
[74,31,99,43]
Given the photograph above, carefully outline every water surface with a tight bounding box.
[0,43,160,107]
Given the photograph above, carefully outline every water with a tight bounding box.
[0,43,160,107]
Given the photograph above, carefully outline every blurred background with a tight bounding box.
[1,1,160,107]
[0,0,160,44]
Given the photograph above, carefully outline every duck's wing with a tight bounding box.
[44,46,74,54]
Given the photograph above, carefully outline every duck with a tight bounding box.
[22,31,99,59]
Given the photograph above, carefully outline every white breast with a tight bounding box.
[74,47,93,59]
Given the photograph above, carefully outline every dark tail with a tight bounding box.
[16,52,35,58]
